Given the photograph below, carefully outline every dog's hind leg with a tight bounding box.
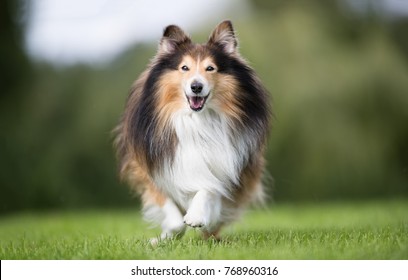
[202,226,222,241]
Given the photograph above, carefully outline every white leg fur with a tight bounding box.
[183,190,222,230]
[150,199,186,245]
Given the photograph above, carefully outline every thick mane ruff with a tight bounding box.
[117,49,270,179]
[129,66,178,172]
[221,55,270,147]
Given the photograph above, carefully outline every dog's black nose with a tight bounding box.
[191,81,203,94]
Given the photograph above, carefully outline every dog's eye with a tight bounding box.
[206,66,215,72]
[181,65,189,71]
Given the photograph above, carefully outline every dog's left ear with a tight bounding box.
[208,20,237,54]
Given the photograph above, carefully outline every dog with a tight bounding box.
[114,20,271,243]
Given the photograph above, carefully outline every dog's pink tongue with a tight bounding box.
[189,96,205,110]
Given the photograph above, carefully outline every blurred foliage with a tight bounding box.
[245,0,408,201]
[1,0,408,214]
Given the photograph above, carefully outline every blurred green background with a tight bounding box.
[1,0,407,215]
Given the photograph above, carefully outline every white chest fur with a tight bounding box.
[153,109,249,210]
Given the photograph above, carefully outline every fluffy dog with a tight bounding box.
[114,20,271,243]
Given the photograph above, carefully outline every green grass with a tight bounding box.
[0,200,407,259]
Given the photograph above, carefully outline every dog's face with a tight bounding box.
[178,55,217,111]
[154,20,240,114]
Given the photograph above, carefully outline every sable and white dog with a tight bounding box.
[114,20,271,243]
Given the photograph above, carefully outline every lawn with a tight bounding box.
[0,200,407,259]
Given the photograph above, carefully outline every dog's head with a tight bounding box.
[153,20,240,114]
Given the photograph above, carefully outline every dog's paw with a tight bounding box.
[183,210,205,228]
[149,237,160,246]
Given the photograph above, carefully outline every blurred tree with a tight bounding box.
[0,0,31,99]
[247,0,408,201]
[389,19,408,63]
[0,0,33,213]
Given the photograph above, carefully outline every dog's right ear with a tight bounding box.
[159,25,191,54]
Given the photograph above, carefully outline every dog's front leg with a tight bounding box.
[184,190,221,230]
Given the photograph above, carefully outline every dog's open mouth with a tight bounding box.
[186,95,208,112]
